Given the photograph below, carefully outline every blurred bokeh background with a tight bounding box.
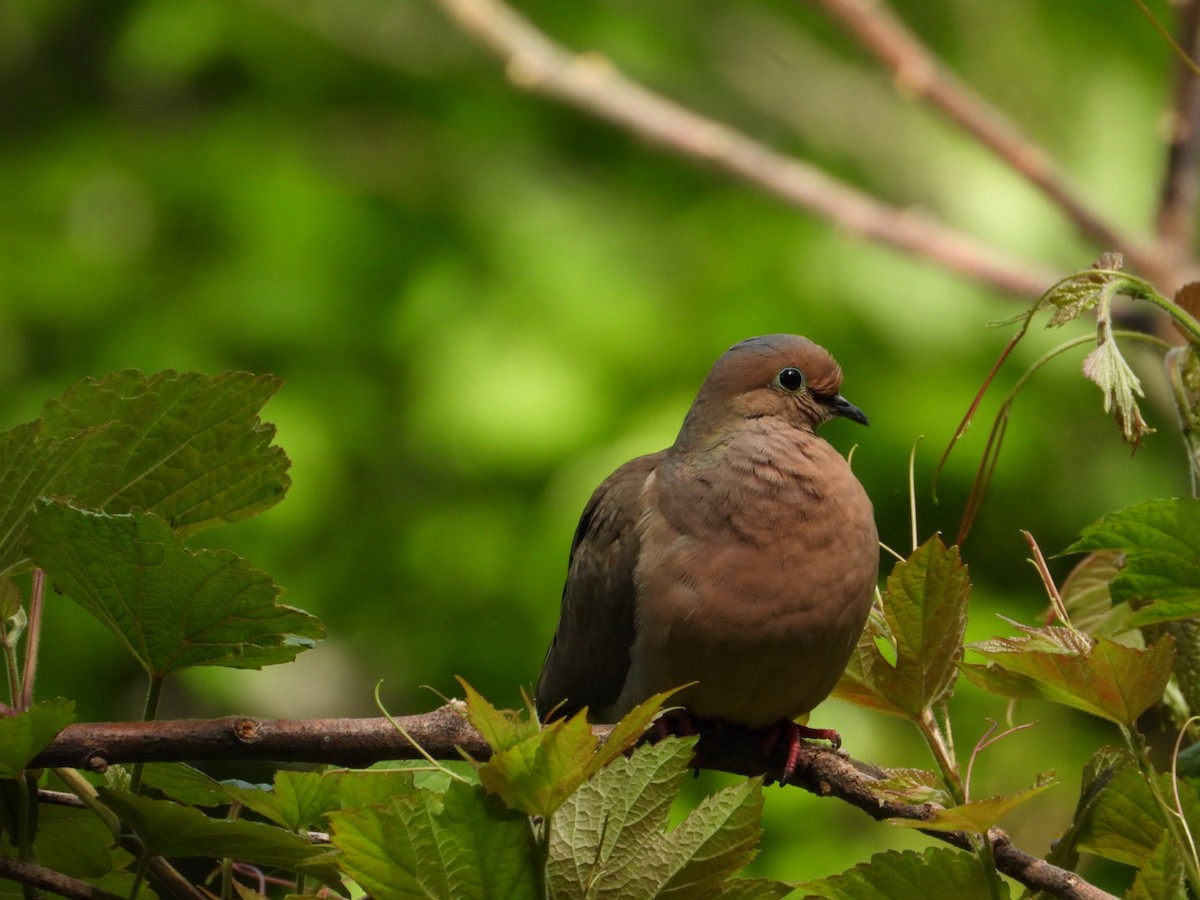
[2,0,1192,890]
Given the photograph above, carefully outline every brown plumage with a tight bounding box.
[536,334,879,744]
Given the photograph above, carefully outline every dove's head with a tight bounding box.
[675,334,868,447]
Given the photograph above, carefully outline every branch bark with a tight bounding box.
[434,0,1060,297]
[1157,0,1200,271]
[810,0,1167,285]
[33,709,1116,900]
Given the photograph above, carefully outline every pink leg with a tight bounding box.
[762,722,842,783]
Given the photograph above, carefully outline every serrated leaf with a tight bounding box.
[1075,757,1200,868]
[547,738,790,899]
[1067,499,1200,629]
[329,779,540,900]
[0,698,75,777]
[1044,746,1128,872]
[140,762,231,807]
[227,770,343,832]
[3,804,115,879]
[461,679,675,819]
[832,610,910,717]
[1126,834,1187,900]
[799,847,1009,899]
[962,624,1173,726]
[41,370,290,537]
[0,421,99,577]
[28,503,323,677]
[99,789,340,886]
[889,778,1055,833]
[835,537,969,718]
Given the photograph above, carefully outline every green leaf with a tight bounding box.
[41,370,290,537]
[99,789,341,886]
[547,737,790,899]
[0,421,99,577]
[1126,834,1187,900]
[1,804,115,880]
[0,698,75,777]
[227,770,343,832]
[1044,747,1128,872]
[1067,499,1200,630]
[1074,755,1200,868]
[1057,550,1137,641]
[889,776,1056,833]
[140,762,231,807]
[460,678,674,819]
[799,847,1010,899]
[835,536,969,718]
[962,625,1173,726]
[330,778,541,900]
[28,503,323,677]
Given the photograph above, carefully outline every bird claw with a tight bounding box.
[762,721,842,784]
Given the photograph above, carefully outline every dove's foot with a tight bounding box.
[762,721,841,783]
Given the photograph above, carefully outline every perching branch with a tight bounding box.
[433,0,1058,297]
[34,709,1115,900]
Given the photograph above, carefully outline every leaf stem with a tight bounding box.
[131,676,166,793]
[916,709,1003,898]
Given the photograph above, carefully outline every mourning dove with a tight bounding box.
[536,334,879,771]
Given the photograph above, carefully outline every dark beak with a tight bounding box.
[827,393,869,427]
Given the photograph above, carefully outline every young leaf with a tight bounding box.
[1067,499,1200,630]
[28,503,323,677]
[888,777,1056,834]
[329,779,541,900]
[41,370,290,537]
[0,698,75,777]
[98,789,341,886]
[962,625,1173,726]
[834,536,969,718]
[460,679,673,819]
[1081,337,1153,448]
[799,847,1010,899]
[547,737,791,899]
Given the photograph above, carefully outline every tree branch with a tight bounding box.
[1156,0,1200,269]
[433,0,1059,297]
[34,709,1115,900]
[810,0,1167,285]
[0,858,126,900]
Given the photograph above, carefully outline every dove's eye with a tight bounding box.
[776,367,806,392]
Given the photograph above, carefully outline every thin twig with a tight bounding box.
[811,0,1167,283]
[1156,0,1200,265]
[433,0,1057,296]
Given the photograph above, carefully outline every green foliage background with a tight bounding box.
[0,0,1190,888]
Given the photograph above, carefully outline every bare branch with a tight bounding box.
[434,0,1059,297]
[1157,0,1200,263]
[811,0,1167,285]
[0,858,126,900]
[34,710,1114,900]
